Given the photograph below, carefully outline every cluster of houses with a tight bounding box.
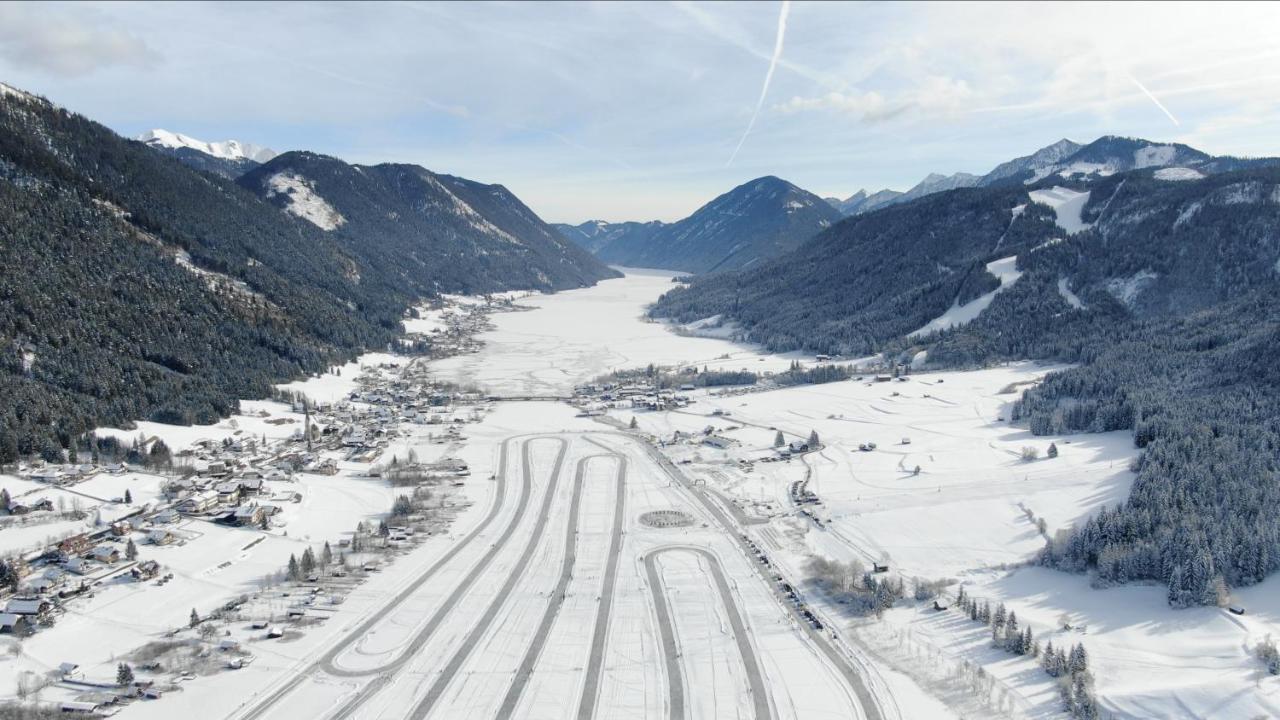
[572,382,694,412]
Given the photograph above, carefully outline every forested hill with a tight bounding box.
[652,162,1280,605]
[560,176,842,274]
[238,153,618,295]
[0,82,610,459]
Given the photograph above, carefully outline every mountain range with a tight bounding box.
[555,176,841,274]
[650,136,1280,606]
[137,128,278,180]
[0,81,614,458]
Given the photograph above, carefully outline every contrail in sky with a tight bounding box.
[1129,74,1180,127]
[726,0,791,167]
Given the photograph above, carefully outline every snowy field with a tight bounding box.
[8,269,1279,718]
[619,359,1280,719]
[430,268,830,396]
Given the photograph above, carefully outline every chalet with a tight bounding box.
[148,529,177,546]
[238,477,265,495]
[63,557,94,575]
[9,498,53,515]
[27,467,63,483]
[153,509,180,524]
[0,613,30,634]
[815,354,831,362]
[872,562,890,573]
[234,505,266,527]
[4,597,51,619]
[206,461,229,477]
[788,441,810,453]
[215,482,241,504]
[60,701,101,715]
[181,491,219,514]
[58,534,92,556]
[110,520,133,536]
[88,545,120,564]
[131,561,160,580]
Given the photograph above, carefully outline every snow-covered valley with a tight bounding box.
[2,270,1277,720]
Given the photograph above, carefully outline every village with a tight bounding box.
[0,296,514,715]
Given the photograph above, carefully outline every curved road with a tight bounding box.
[495,449,627,718]
[408,435,574,719]
[644,546,772,720]
[234,435,559,720]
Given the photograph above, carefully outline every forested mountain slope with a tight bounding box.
[653,163,1280,604]
[564,176,842,274]
[239,153,618,295]
[0,82,611,458]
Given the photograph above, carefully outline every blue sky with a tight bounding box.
[2,1,1279,222]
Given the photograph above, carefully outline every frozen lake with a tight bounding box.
[429,268,808,395]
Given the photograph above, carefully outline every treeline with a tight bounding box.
[653,164,1280,605]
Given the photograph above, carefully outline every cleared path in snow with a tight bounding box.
[408,437,573,719]
[644,546,772,720]
[235,435,526,720]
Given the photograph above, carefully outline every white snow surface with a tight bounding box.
[1133,144,1176,169]
[136,129,278,163]
[1105,269,1158,309]
[1153,166,1205,181]
[1057,276,1086,309]
[264,172,346,231]
[1027,186,1092,235]
[909,256,1022,338]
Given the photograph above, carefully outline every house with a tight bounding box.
[148,529,177,546]
[57,662,81,678]
[9,498,53,515]
[234,505,265,527]
[238,477,265,495]
[110,520,133,536]
[181,491,219,514]
[57,534,91,556]
[88,545,120,564]
[27,468,62,483]
[215,482,241,504]
[0,613,30,634]
[60,701,101,715]
[152,509,180,525]
[63,557,94,575]
[933,599,951,611]
[788,441,810,453]
[131,561,160,581]
[4,597,51,619]
[702,435,738,450]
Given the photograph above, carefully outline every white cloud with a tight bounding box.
[0,3,157,76]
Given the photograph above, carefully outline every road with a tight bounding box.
[235,429,882,720]
[630,433,885,720]
[233,435,555,720]
[644,546,772,720]
[408,436,573,719]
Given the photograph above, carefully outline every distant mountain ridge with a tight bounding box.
[136,129,277,180]
[825,135,1234,216]
[238,152,618,295]
[558,176,841,274]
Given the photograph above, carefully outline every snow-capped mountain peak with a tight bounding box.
[136,129,278,163]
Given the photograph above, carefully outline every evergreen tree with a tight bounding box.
[116,663,134,686]
[125,538,137,561]
[301,547,316,575]
[629,416,638,430]
[287,554,300,581]
[1047,442,1059,459]
[808,430,820,448]
[124,489,132,504]
[189,608,200,627]
[321,541,333,567]
[774,431,785,447]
